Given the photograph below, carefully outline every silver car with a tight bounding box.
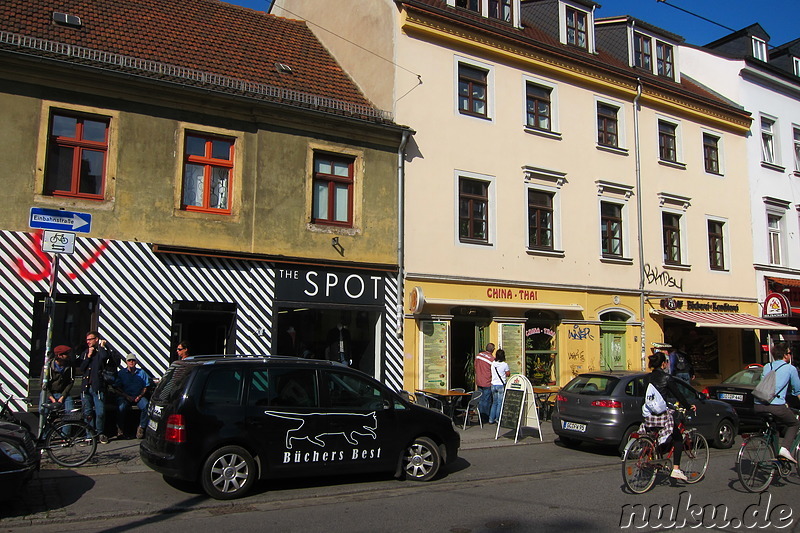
[551,371,738,453]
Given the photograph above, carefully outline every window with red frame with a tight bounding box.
[312,153,354,227]
[45,112,109,199]
[182,134,234,214]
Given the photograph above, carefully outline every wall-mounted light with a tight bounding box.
[331,237,344,256]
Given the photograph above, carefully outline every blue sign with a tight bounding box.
[29,207,92,233]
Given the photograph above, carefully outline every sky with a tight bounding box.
[222,0,798,47]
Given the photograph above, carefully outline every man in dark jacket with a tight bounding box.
[79,331,121,444]
[42,345,75,412]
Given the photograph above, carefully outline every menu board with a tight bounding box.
[499,388,525,430]
[421,320,448,388]
[500,323,524,375]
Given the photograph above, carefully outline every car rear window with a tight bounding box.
[722,369,761,386]
[562,375,619,395]
[152,364,193,404]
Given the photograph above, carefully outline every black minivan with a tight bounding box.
[140,355,460,499]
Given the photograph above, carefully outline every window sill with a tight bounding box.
[458,111,492,121]
[761,161,785,172]
[663,263,691,271]
[704,170,724,177]
[658,160,686,170]
[596,144,629,156]
[459,238,492,247]
[33,194,115,212]
[600,256,634,265]
[526,248,565,258]
[523,127,562,141]
[709,267,729,273]
[307,224,359,236]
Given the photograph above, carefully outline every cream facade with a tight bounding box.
[276,0,764,389]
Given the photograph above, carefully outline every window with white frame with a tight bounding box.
[703,133,721,174]
[457,175,493,245]
[707,219,726,271]
[525,82,552,131]
[597,102,619,148]
[662,211,682,265]
[565,6,588,50]
[752,37,767,61]
[524,166,564,254]
[633,32,651,71]
[793,126,800,172]
[456,59,492,119]
[655,41,674,79]
[768,212,783,265]
[600,201,624,258]
[761,116,776,164]
[658,119,679,163]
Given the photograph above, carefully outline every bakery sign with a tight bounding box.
[763,292,791,319]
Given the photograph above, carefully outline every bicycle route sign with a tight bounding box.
[42,230,75,255]
[29,207,92,233]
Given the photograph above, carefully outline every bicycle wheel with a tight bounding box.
[736,436,775,493]
[622,435,658,494]
[45,420,97,467]
[681,430,709,484]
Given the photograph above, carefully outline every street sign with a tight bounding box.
[42,230,75,254]
[29,207,92,233]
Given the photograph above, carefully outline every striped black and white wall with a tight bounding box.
[0,231,403,410]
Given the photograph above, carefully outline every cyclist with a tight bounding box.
[643,352,696,482]
[754,343,800,463]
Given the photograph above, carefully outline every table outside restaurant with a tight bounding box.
[415,388,472,420]
[533,386,559,421]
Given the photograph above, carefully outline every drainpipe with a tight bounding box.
[634,78,646,371]
[396,130,411,337]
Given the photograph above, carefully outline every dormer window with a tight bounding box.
[488,0,512,22]
[456,0,480,13]
[752,37,767,61]
[632,31,676,81]
[565,6,588,49]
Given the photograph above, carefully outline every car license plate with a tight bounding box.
[147,418,158,431]
[562,421,586,432]
[719,393,744,402]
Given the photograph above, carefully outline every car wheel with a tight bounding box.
[618,425,639,456]
[403,437,441,481]
[559,436,582,448]
[201,445,256,500]
[713,418,736,449]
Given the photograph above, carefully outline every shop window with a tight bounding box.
[525,311,558,385]
[45,111,109,200]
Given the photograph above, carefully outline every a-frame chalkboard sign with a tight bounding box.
[495,374,540,443]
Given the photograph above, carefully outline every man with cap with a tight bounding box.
[112,354,151,439]
[42,345,75,412]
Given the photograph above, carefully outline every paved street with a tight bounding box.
[2,422,800,532]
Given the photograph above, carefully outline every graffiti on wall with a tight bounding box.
[568,349,585,377]
[14,230,108,282]
[567,325,594,340]
[643,263,683,291]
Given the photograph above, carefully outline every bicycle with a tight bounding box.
[622,407,710,493]
[1,384,97,467]
[736,412,800,493]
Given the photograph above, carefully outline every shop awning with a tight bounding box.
[650,309,796,330]
[422,298,583,312]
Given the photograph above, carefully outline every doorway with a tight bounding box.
[170,301,237,359]
[30,294,97,378]
[450,306,491,390]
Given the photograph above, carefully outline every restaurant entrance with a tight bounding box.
[450,307,491,390]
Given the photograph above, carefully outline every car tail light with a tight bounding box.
[165,414,185,443]
[591,399,622,408]
[556,394,568,403]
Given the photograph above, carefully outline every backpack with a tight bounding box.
[752,362,789,404]
[642,382,667,417]
[674,352,690,372]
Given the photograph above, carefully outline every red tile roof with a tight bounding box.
[0,0,385,120]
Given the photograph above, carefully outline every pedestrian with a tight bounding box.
[79,331,121,444]
[113,354,151,439]
[753,343,800,463]
[643,352,697,481]
[668,345,694,383]
[488,349,510,424]
[474,343,495,422]
[42,345,75,412]
[176,340,190,360]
